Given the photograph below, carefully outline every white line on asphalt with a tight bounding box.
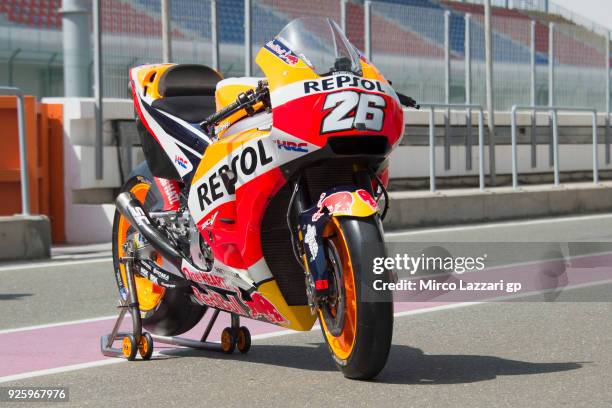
[2,213,609,272]
[0,302,487,384]
[0,257,111,272]
[394,302,483,317]
[0,316,117,335]
[2,276,610,385]
[246,302,488,340]
[0,359,126,384]
[4,269,609,337]
[3,213,610,272]
[251,326,318,341]
[385,212,612,237]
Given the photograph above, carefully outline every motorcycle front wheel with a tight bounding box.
[319,216,393,380]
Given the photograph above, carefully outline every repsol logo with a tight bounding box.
[303,75,385,95]
[197,139,273,211]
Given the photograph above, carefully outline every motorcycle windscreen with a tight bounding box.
[254,17,405,148]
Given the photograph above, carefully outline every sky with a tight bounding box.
[552,0,612,31]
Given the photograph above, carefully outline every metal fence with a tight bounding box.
[510,105,600,188]
[0,14,63,96]
[457,0,548,9]
[366,2,611,112]
[552,22,608,111]
[369,2,448,105]
[1,0,610,112]
[100,0,212,99]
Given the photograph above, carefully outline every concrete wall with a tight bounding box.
[0,215,51,260]
[383,182,612,230]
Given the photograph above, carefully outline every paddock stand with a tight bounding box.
[100,244,251,360]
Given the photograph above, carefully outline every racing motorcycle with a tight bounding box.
[113,17,416,379]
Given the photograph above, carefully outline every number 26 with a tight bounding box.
[321,91,386,134]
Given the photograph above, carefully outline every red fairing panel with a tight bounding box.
[197,167,286,270]
[270,77,404,148]
[273,92,404,147]
[154,177,181,211]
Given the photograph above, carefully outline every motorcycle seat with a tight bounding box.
[151,64,222,123]
[152,95,217,123]
[158,64,221,97]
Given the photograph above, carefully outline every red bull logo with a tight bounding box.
[312,191,354,222]
[244,293,287,325]
[357,189,378,211]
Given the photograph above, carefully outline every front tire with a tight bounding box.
[319,216,393,380]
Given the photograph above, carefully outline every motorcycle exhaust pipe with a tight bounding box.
[115,192,183,268]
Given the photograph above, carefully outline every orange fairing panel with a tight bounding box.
[214,78,261,137]
[215,78,260,109]
[132,64,174,100]
[254,40,390,94]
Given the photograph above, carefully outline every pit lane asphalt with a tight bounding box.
[1,214,612,407]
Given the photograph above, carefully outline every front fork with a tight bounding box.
[288,171,379,313]
[299,211,332,313]
[287,178,323,313]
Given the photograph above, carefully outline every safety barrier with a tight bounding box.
[419,103,485,193]
[0,87,29,215]
[510,105,599,189]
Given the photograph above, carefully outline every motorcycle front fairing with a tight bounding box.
[256,19,403,296]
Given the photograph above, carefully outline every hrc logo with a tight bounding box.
[273,140,308,153]
[175,155,189,169]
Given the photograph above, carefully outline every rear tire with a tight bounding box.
[112,170,206,336]
[319,216,393,380]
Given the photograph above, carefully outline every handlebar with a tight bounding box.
[203,99,242,127]
[397,92,420,109]
[200,80,270,133]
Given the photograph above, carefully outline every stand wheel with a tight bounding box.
[221,327,236,354]
[138,332,154,360]
[236,326,251,354]
[122,334,138,361]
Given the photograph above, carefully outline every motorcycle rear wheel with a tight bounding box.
[112,173,206,336]
[319,216,393,380]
